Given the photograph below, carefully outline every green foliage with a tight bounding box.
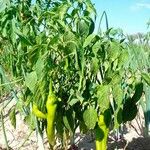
[142,73,150,86]
[83,106,97,129]
[25,71,37,93]
[132,82,143,103]
[96,85,110,111]
[0,0,146,149]
[122,98,138,122]
[9,108,16,128]
[127,33,150,136]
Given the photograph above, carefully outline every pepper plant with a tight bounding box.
[0,0,144,149]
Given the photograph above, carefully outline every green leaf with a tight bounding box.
[96,85,110,111]
[103,109,112,127]
[83,107,97,129]
[117,51,128,68]
[108,41,120,61]
[132,82,143,103]
[111,72,122,85]
[9,108,16,128]
[142,73,150,86]
[69,98,79,106]
[112,85,123,106]
[10,18,17,44]
[122,98,138,122]
[112,59,118,70]
[58,3,70,20]
[85,0,96,16]
[64,42,76,55]
[63,110,75,135]
[24,113,36,130]
[35,58,44,79]
[79,121,88,134]
[78,20,89,37]
[78,0,83,3]
[82,79,91,100]
[76,92,84,103]
[63,31,76,42]
[92,40,101,55]
[91,57,99,74]
[56,112,64,139]
[83,34,95,48]
[89,19,95,34]
[114,108,123,129]
[16,32,33,46]
[63,31,77,55]
[25,71,37,93]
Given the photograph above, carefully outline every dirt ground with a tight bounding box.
[0,99,150,150]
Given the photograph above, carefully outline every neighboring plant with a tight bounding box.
[0,0,144,149]
[127,32,150,137]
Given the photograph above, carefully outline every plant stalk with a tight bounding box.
[1,111,9,150]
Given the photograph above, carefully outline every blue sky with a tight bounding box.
[92,0,150,34]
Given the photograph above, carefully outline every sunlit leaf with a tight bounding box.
[96,85,110,111]
[25,71,37,93]
[142,73,150,86]
[9,108,16,128]
[83,107,97,129]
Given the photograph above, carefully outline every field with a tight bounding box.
[0,0,150,150]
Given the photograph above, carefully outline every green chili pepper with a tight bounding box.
[32,104,46,119]
[46,78,58,146]
[95,114,109,150]
[32,78,58,147]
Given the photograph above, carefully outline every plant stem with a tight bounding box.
[1,111,9,150]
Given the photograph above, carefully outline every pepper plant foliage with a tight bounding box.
[0,0,143,149]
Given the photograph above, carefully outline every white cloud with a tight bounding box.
[130,2,150,11]
[137,3,150,8]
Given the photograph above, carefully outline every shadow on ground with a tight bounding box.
[126,137,150,150]
[77,134,150,150]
